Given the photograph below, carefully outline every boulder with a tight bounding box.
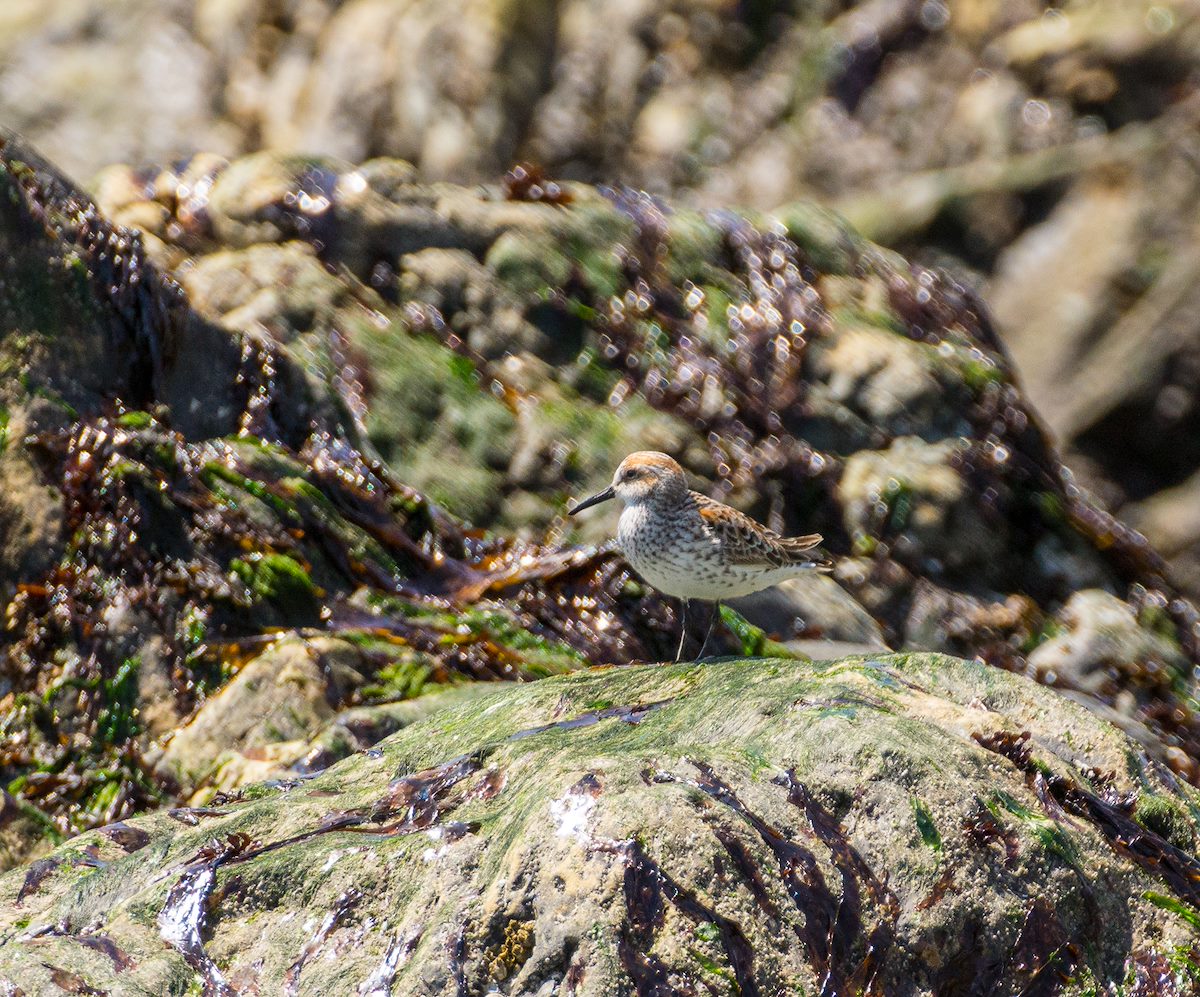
[729,573,888,648]
[157,637,345,791]
[1,654,1198,995]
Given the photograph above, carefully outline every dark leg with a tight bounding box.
[675,598,689,662]
[698,600,722,659]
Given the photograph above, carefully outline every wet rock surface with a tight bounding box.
[2,653,1200,995]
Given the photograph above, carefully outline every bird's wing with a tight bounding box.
[692,493,823,567]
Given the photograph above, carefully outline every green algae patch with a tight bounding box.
[1135,794,1197,852]
[353,593,586,680]
[3,653,1197,994]
[488,202,634,302]
[911,796,942,851]
[1143,891,1200,933]
[356,321,515,524]
[230,552,318,612]
[773,201,867,276]
[115,410,155,430]
[718,604,804,659]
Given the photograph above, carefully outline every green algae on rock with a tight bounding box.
[1,653,1199,995]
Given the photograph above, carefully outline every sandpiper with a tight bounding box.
[569,451,831,660]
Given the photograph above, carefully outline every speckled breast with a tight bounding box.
[618,503,781,600]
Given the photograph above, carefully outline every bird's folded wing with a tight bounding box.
[694,494,818,567]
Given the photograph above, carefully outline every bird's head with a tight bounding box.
[569,451,687,515]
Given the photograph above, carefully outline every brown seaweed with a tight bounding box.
[158,836,242,997]
[651,762,897,995]
[39,965,106,996]
[96,823,150,853]
[605,835,758,997]
[973,730,1200,907]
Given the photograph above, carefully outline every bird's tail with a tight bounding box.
[779,533,833,572]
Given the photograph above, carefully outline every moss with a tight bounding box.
[700,283,735,344]
[850,530,879,557]
[181,604,208,648]
[26,381,79,419]
[275,476,407,582]
[446,353,478,388]
[1167,943,1200,989]
[571,344,622,403]
[687,945,734,983]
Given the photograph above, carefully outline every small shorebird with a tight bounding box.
[569,451,830,660]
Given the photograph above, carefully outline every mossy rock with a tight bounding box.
[2,653,1198,994]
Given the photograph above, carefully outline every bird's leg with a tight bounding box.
[675,598,689,662]
[697,600,722,659]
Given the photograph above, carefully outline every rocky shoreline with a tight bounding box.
[0,124,1198,991]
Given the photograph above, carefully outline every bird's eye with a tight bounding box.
[622,468,638,481]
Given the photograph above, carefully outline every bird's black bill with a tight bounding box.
[568,485,615,516]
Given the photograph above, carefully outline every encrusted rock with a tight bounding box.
[3,128,1200,877]
[2,654,1198,994]
[1029,589,1191,703]
[158,637,346,790]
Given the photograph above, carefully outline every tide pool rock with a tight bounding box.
[1,653,1198,995]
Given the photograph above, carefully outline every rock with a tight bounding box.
[5,127,1200,867]
[729,573,888,648]
[8,0,1200,607]
[1028,590,1191,703]
[987,173,1142,433]
[158,637,344,790]
[838,437,1007,581]
[133,636,187,740]
[2,654,1199,994]
[332,682,518,748]
[0,793,53,873]
[806,324,971,446]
